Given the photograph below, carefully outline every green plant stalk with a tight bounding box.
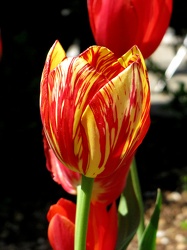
[75,175,94,250]
[130,158,145,243]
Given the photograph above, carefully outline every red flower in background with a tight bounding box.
[87,0,173,58]
[47,198,75,250]
[47,198,118,250]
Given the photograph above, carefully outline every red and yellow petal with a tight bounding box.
[41,56,108,173]
[79,45,124,79]
[81,55,150,177]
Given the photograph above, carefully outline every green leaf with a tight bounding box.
[116,168,141,250]
[138,189,162,250]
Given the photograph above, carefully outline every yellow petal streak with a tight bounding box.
[118,45,147,78]
[50,41,66,71]
[72,63,98,138]
[81,108,104,177]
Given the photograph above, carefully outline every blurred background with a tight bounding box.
[0,0,187,249]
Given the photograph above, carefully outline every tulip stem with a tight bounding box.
[130,158,145,243]
[75,175,94,250]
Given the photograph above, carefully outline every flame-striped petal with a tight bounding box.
[81,49,150,177]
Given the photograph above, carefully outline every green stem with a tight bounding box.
[75,175,94,250]
[130,158,145,243]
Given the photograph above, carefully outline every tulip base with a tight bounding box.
[75,175,94,250]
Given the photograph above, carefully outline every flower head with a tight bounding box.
[87,0,173,58]
[40,40,150,180]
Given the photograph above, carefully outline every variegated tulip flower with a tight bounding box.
[40,41,150,205]
[40,40,150,180]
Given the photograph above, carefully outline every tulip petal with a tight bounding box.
[48,214,74,250]
[43,132,81,194]
[87,201,118,250]
[41,44,118,175]
[102,202,118,249]
[118,45,147,78]
[49,40,66,71]
[79,45,124,79]
[81,58,150,177]
[92,155,134,204]
[47,198,76,224]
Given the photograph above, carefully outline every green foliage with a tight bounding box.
[138,189,162,250]
[180,220,187,230]
[180,175,187,191]
[116,158,162,250]
[116,166,141,250]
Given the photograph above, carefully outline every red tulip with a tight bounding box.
[40,40,150,181]
[47,198,118,250]
[87,0,173,58]
[47,198,75,250]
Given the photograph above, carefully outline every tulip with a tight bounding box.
[87,0,173,59]
[40,40,150,181]
[47,198,118,250]
[47,198,75,250]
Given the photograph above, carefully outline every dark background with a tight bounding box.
[0,1,95,201]
[0,0,187,246]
